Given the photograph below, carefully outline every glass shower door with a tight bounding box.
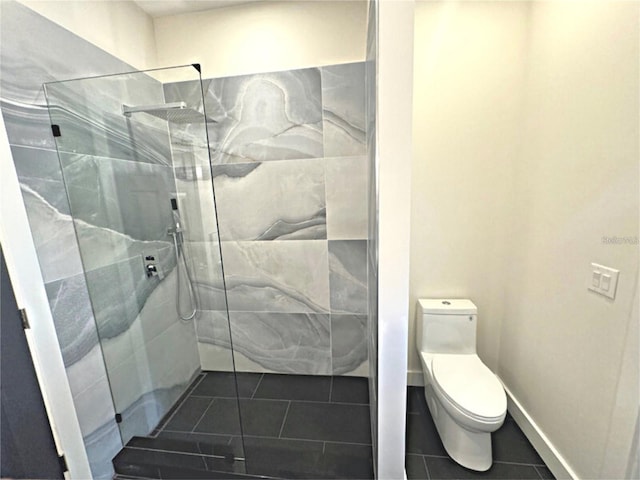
[44,65,245,467]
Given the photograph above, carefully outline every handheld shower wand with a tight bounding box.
[169,198,197,321]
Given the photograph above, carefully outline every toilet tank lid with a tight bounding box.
[418,299,477,315]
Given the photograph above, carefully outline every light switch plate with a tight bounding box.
[588,263,619,300]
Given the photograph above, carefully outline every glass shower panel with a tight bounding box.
[43,66,244,458]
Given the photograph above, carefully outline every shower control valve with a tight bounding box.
[146,264,158,278]
[142,251,164,280]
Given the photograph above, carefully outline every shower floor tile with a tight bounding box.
[192,371,263,398]
[115,371,373,480]
[405,386,556,480]
[252,373,332,401]
[330,375,369,404]
[280,401,372,443]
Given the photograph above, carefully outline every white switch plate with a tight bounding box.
[588,263,619,300]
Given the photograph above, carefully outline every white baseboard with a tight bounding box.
[501,381,579,480]
[407,369,424,386]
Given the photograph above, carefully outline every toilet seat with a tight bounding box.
[431,354,506,422]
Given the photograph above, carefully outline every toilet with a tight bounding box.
[416,298,507,471]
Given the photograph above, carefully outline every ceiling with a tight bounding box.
[133,0,262,18]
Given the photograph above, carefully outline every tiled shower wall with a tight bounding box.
[165,63,369,376]
[45,68,203,444]
[1,3,197,478]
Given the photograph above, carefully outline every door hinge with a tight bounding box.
[19,308,30,329]
[58,454,68,473]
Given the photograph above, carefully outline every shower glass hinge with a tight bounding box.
[19,308,30,329]
[58,454,68,473]
[51,124,61,137]
[115,413,122,423]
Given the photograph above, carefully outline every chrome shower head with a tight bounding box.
[122,101,216,124]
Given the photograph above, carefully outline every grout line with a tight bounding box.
[125,445,229,461]
[190,394,253,400]
[159,429,372,447]
[251,373,264,400]
[534,465,550,479]
[494,460,549,467]
[190,398,216,433]
[188,394,369,406]
[328,376,334,402]
[422,455,431,480]
[278,401,292,438]
[154,374,207,434]
[322,442,326,455]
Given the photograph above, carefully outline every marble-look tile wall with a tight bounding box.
[0,3,200,478]
[165,62,369,376]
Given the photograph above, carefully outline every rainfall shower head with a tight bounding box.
[122,101,216,124]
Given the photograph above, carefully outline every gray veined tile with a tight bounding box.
[202,69,323,164]
[12,146,70,215]
[201,311,331,375]
[84,249,176,340]
[182,241,224,288]
[65,345,110,398]
[72,374,119,440]
[163,78,208,113]
[11,145,63,182]
[195,310,233,347]
[212,159,327,241]
[331,314,368,375]
[134,321,200,408]
[329,240,368,314]
[220,240,330,313]
[0,1,130,108]
[19,183,84,282]
[325,156,368,240]
[19,177,70,215]
[174,177,219,243]
[82,417,122,480]
[321,62,366,158]
[0,2,131,151]
[44,72,172,166]
[74,220,174,274]
[60,153,176,242]
[45,274,99,367]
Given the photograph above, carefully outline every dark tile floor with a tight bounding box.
[114,372,374,479]
[405,387,556,480]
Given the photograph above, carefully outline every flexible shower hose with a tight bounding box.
[171,231,198,321]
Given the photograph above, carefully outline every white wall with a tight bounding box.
[376,1,414,477]
[153,0,367,80]
[17,0,157,70]
[501,2,639,479]
[411,1,639,479]
[410,1,529,377]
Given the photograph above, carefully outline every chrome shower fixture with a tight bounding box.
[122,101,216,124]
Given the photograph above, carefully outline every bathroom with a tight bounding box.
[0,1,638,480]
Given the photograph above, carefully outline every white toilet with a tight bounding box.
[416,298,507,471]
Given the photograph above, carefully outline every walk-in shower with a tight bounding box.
[43,62,373,479]
[44,63,245,461]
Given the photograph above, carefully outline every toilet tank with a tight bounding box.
[416,299,478,354]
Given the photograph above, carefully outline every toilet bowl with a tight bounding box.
[416,299,507,471]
